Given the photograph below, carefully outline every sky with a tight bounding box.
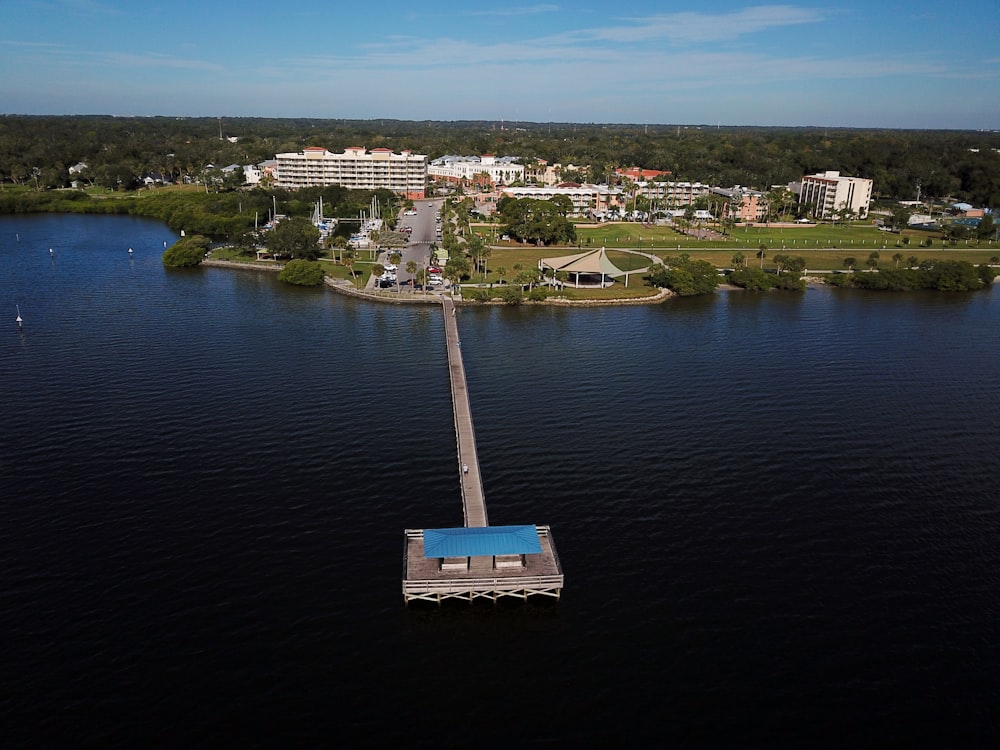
[2,0,999,129]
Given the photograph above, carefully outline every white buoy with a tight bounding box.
[128,247,133,256]
[49,248,53,256]
[16,304,23,328]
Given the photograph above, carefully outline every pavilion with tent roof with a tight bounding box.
[538,246,628,288]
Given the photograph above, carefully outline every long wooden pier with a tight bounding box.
[440,295,488,528]
[402,296,564,604]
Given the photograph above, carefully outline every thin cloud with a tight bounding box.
[281,41,944,95]
[99,51,228,73]
[0,39,68,49]
[561,5,827,44]
[332,6,829,63]
[34,0,121,14]
[469,4,560,16]
[11,44,228,75]
[63,0,119,12]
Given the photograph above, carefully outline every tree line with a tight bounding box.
[2,115,1000,206]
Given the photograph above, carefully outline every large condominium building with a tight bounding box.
[710,186,768,222]
[428,154,525,186]
[797,170,873,220]
[274,146,427,199]
[634,180,711,207]
[500,184,623,217]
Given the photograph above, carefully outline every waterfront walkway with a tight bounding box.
[401,295,564,603]
[440,295,488,527]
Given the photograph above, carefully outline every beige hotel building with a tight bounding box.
[274,146,428,199]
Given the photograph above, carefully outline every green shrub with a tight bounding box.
[527,287,550,301]
[499,286,524,305]
[769,274,806,291]
[278,259,325,286]
[727,267,771,291]
[162,235,210,267]
[647,255,719,296]
[824,273,852,287]
[460,287,490,302]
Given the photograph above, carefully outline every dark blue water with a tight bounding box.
[2,215,999,748]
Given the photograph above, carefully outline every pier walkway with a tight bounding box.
[440,295,488,528]
[402,296,564,604]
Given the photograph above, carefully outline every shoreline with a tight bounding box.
[203,259,675,306]
[200,259,996,307]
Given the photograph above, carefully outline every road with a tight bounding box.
[374,199,442,290]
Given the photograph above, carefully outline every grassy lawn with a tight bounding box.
[481,222,998,274]
[569,221,999,254]
[655,247,999,271]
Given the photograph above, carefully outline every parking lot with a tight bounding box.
[367,200,448,293]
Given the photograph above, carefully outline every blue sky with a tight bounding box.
[2,0,998,128]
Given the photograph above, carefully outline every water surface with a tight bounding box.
[2,215,998,747]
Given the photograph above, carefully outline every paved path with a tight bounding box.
[440,295,488,528]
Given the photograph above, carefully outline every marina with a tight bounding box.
[402,295,565,603]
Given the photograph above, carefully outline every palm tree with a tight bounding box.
[343,249,357,283]
[515,269,540,291]
[405,260,418,290]
[731,251,746,270]
[479,244,492,278]
[907,256,919,269]
[494,265,508,288]
[843,256,857,271]
[756,245,767,269]
[866,251,880,271]
[892,252,904,267]
[389,252,402,292]
[330,235,348,263]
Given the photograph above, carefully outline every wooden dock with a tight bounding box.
[402,526,564,604]
[440,295,488,528]
[402,296,564,604]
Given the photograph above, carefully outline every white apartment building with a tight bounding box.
[428,154,524,185]
[242,163,264,186]
[274,146,427,199]
[634,180,711,207]
[797,170,873,220]
[500,184,623,217]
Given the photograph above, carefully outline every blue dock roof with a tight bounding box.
[423,526,542,558]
